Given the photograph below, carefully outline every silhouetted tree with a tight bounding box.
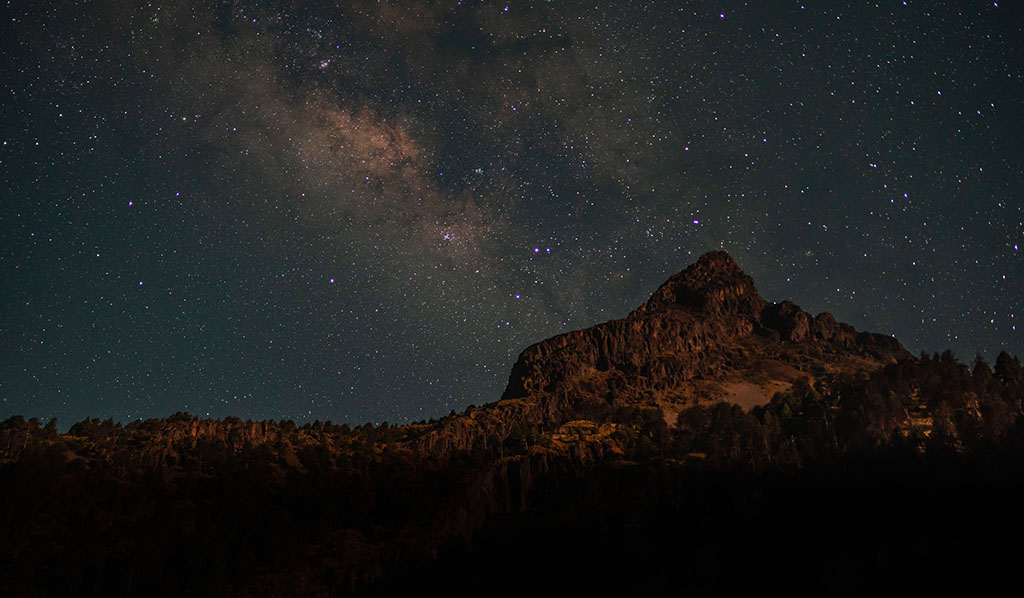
[995,351,1023,385]
[42,418,58,439]
[973,355,993,388]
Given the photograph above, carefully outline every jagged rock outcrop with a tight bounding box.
[761,301,812,341]
[640,250,767,321]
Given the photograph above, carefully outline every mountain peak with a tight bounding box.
[641,250,766,318]
[500,250,909,413]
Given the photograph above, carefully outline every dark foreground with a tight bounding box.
[3,352,1024,596]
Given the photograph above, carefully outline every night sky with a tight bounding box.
[2,1,1021,428]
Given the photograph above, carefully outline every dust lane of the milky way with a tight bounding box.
[1,1,1021,428]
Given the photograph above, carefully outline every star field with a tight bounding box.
[2,1,1021,427]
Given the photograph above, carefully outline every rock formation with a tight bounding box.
[413,251,910,456]
[506,251,906,401]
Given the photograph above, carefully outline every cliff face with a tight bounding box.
[504,252,762,401]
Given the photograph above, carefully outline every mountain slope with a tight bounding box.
[414,251,910,456]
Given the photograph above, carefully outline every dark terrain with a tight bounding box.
[3,252,1023,596]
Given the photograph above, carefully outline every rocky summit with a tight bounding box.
[505,250,908,404]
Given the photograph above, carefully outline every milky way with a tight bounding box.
[2,1,1021,427]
